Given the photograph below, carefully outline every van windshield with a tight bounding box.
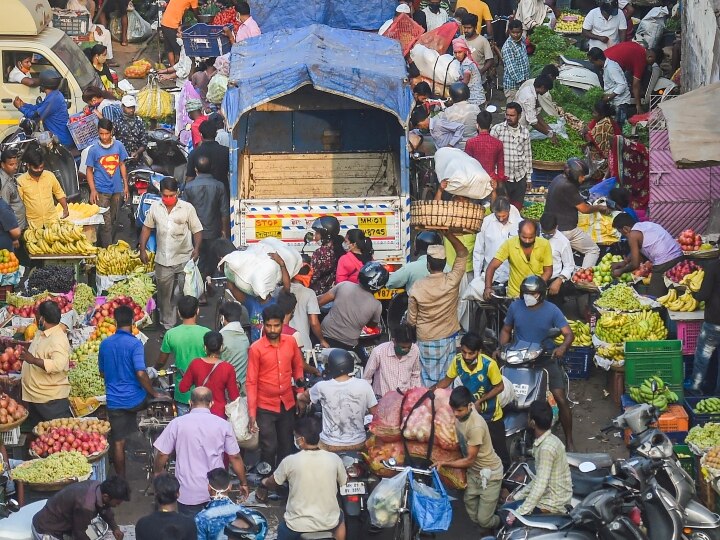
[51,34,101,89]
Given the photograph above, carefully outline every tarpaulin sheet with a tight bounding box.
[658,82,720,168]
[251,0,395,33]
[223,24,414,130]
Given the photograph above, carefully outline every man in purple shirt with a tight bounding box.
[153,387,249,517]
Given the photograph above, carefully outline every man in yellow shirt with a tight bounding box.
[17,148,69,228]
[20,301,72,425]
[483,219,553,298]
[456,0,494,39]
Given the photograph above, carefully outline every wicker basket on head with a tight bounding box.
[411,200,484,234]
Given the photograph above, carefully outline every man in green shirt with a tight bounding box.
[219,301,250,391]
[154,295,210,415]
[433,386,503,535]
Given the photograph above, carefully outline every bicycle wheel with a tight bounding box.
[394,511,412,540]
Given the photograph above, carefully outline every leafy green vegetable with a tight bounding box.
[550,85,605,122]
[531,124,586,162]
[529,26,586,74]
[664,17,680,32]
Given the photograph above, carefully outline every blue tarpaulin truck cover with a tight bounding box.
[222,24,414,131]
[250,0,395,33]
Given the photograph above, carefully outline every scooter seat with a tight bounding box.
[566,452,613,469]
[299,533,334,539]
[510,512,573,530]
[571,470,608,497]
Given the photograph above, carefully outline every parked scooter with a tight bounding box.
[144,128,188,180]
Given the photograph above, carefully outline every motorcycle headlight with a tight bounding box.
[346,464,361,478]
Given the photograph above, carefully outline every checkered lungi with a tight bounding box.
[417,334,458,386]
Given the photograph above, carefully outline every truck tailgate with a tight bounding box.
[240,197,405,262]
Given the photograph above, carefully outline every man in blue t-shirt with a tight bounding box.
[14,70,74,147]
[497,275,576,450]
[99,306,162,477]
[0,198,20,252]
[86,118,129,247]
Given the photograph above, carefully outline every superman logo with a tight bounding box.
[99,154,120,177]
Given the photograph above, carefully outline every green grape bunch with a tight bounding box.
[12,451,91,484]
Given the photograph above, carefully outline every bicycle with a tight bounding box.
[380,459,435,540]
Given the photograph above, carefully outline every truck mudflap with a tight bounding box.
[239,197,406,263]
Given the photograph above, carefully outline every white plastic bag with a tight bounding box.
[434,147,493,200]
[368,468,410,528]
[409,44,460,86]
[226,397,250,440]
[183,259,204,298]
[111,10,153,43]
[530,117,569,141]
[498,376,517,408]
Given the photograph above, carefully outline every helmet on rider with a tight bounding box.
[19,118,37,136]
[223,508,268,540]
[325,348,356,379]
[448,82,470,104]
[520,275,547,302]
[358,261,389,292]
[311,216,340,240]
[564,158,589,185]
[414,231,443,256]
[39,69,62,91]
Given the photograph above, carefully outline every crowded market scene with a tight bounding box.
[0,0,719,537]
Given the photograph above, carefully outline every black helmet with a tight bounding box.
[311,216,340,239]
[520,275,547,301]
[19,118,37,136]
[415,231,443,255]
[39,69,62,91]
[449,82,470,104]
[565,158,589,185]
[224,508,268,540]
[358,261,389,292]
[325,348,356,379]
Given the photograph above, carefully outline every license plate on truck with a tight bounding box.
[340,482,366,495]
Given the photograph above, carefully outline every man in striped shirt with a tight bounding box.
[362,324,422,397]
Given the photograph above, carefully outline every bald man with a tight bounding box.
[153,387,249,517]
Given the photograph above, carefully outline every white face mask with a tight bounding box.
[294,436,302,450]
[342,241,351,252]
[523,294,539,307]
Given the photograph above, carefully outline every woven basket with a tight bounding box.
[411,200,484,233]
[532,159,565,171]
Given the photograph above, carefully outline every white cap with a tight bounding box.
[121,94,137,108]
[396,4,411,13]
[618,0,630,9]
[427,244,446,259]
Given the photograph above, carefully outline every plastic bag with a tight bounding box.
[634,7,669,49]
[110,9,153,43]
[410,469,452,532]
[183,259,204,298]
[136,79,174,120]
[498,375,517,409]
[207,73,229,105]
[368,467,410,528]
[584,146,608,180]
[124,59,152,79]
[588,177,617,202]
[530,117,568,141]
[415,21,460,54]
[434,147,493,200]
[226,397,251,439]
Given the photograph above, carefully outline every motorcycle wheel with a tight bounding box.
[394,512,412,540]
[78,184,91,204]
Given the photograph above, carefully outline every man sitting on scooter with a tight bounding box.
[504,400,572,519]
[495,276,576,450]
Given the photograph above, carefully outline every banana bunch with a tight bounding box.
[24,222,98,256]
[96,240,155,275]
[56,202,100,220]
[694,398,720,414]
[679,269,704,292]
[658,288,701,312]
[555,320,592,346]
[628,376,678,412]
[595,311,667,343]
[597,343,624,361]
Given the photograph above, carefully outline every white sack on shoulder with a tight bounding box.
[434,147,493,200]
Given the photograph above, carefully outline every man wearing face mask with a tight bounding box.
[17,147,69,229]
[140,177,203,332]
[363,324,422,398]
[20,301,72,426]
[86,118,129,248]
[483,219,553,300]
[193,468,246,540]
[497,276,575,450]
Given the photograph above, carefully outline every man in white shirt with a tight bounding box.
[379,3,411,34]
[515,75,557,143]
[261,417,348,540]
[582,1,627,50]
[473,197,521,284]
[518,64,560,117]
[588,48,633,124]
[8,54,38,87]
[540,213,576,303]
[423,0,450,30]
[302,350,378,450]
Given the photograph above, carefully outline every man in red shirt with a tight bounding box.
[604,41,660,113]
[246,304,304,469]
[465,110,505,184]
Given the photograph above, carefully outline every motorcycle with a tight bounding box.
[144,128,188,180]
[499,329,563,459]
[128,168,167,224]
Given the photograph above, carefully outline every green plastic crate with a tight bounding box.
[624,340,684,399]
[674,444,695,478]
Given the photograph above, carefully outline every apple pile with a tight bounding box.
[678,228,703,252]
[0,394,26,426]
[666,260,699,283]
[30,426,107,458]
[6,295,73,319]
[0,345,23,374]
[572,267,595,285]
[92,295,145,325]
[632,261,653,278]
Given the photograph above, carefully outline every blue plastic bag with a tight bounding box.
[588,177,617,202]
[410,469,452,533]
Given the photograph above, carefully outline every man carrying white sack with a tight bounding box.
[433,147,494,202]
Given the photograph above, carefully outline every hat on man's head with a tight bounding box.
[618,0,630,8]
[121,95,136,108]
[396,4,411,13]
[427,244,446,259]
